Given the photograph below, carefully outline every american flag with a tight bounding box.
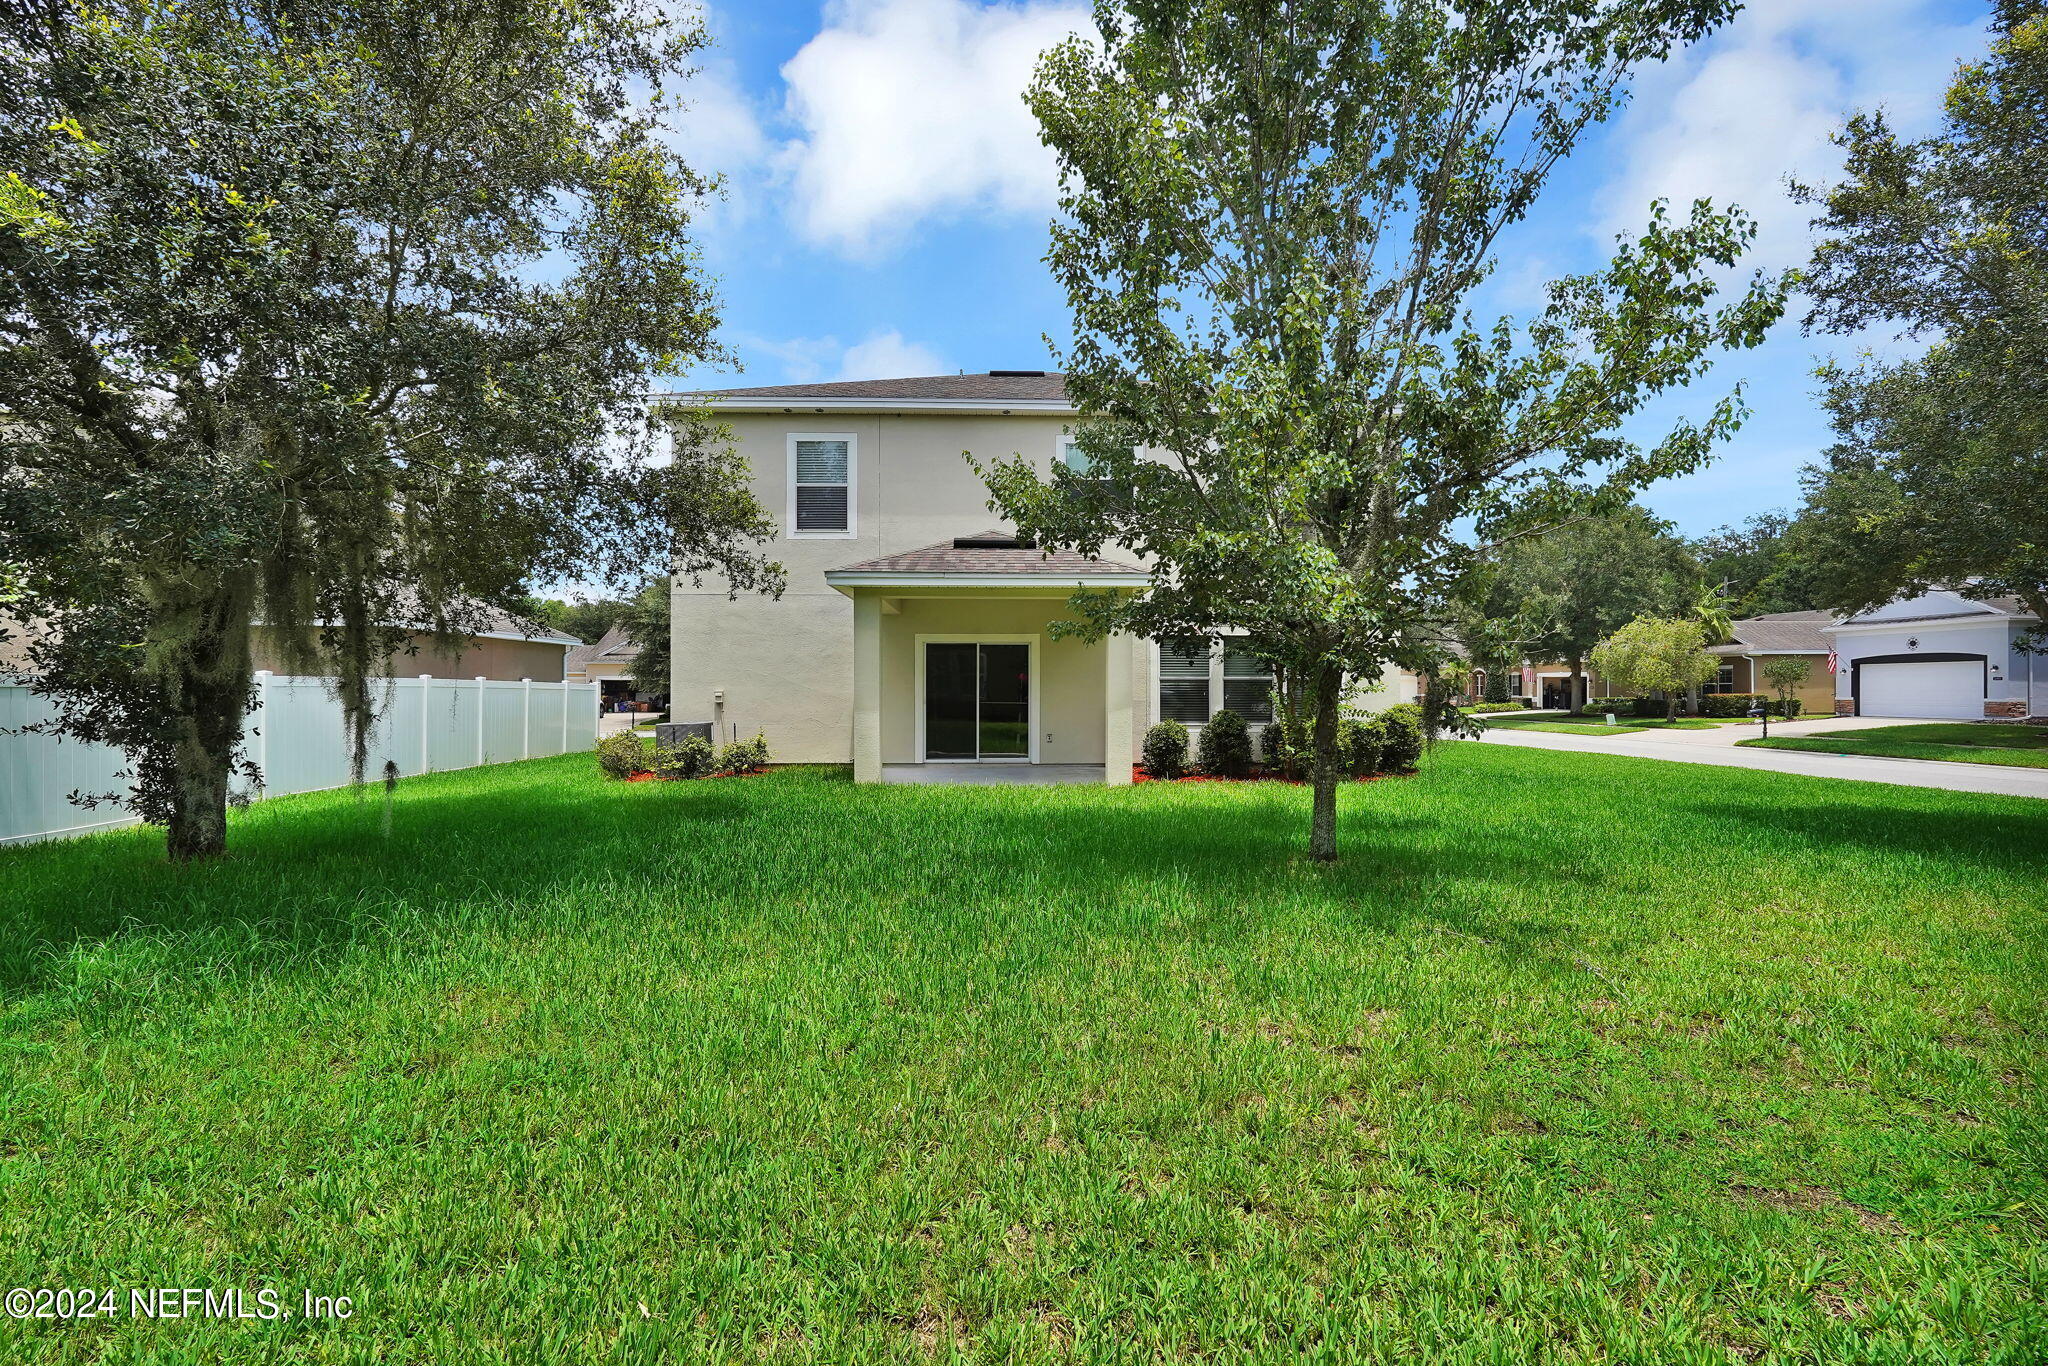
[1826,649,1838,674]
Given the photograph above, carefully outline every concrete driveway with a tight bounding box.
[1533,713,1914,748]
[1467,715,2048,800]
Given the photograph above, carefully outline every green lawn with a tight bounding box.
[1481,713,1724,736]
[1,747,2042,1364]
[1742,722,2048,770]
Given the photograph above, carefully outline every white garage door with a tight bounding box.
[1859,660,1983,719]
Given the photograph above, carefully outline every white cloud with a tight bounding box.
[778,0,1091,257]
[1595,0,1985,270]
[834,329,946,379]
[705,329,949,386]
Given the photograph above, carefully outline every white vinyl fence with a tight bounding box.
[1,672,599,846]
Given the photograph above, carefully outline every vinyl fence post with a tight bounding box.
[561,681,570,755]
[475,676,486,768]
[521,678,532,760]
[419,675,433,773]
[252,671,271,790]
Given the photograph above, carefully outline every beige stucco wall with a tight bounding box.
[250,627,566,682]
[1729,654,1833,713]
[878,597,1113,764]
[672,410,1137,765]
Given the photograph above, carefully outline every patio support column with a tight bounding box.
[1104,632,1133,786]
[853,593,882,783]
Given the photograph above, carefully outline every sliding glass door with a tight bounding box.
[924,642,1030,761]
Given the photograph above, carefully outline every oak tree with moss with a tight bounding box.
[0,0,780,859]
[983,0,1785,860]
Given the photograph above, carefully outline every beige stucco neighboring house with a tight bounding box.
[564,625,651,707]
[4,607,578,684]
[667,372,1155,782]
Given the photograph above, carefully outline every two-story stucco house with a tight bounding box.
[668,371,1189,784]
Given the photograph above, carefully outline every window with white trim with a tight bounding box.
[1057,433,1135,477]
[789,434,854,537]
[1222,642,1275,722]
[1158,639,1212,723]
[1702,662,1737,694]
[1158,638,1276,725]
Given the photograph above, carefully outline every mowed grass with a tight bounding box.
[0,747,2043,1365]
[1481,714,1724,736]
[1742,723,2048,771]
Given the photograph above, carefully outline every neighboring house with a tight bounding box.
[564,625,651,707]
[1705,610,1835,713]
[5,608,578,684]
[1825,590,2043,719]
[669,371,1244,782]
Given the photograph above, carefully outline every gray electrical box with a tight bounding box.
[654,721,713,748]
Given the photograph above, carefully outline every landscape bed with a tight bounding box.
[0,746,2040,1364]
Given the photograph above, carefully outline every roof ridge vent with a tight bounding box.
[952,532,1036,549]
[987,369,1047,377]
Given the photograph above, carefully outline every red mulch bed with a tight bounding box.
[624,769,768,783]
[1131,766,1410,784]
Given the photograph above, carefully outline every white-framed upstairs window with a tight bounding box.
[1056,435,1095,475]
[789,433,856,538]
[1157,638,1276,726]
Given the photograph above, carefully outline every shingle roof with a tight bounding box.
[1716,610,1833,653]
[681,372,1070,403]
[831,531,1145,577]
[565,624,639,673]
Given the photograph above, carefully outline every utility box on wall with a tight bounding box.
[654,721,714,749]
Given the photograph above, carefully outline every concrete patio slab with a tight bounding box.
[880,764,1109,785]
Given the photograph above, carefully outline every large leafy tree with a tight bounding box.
[1794,1,2047,631]
[1690,510,1827,616]
[1475,507,1698,711]
[617,577,672,698]
[984,0,1783,861]
[1589,614,1718,722]
[0,0,780,860]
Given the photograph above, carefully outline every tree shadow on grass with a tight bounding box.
[0,765,1602,1001]
[1671,795,2048,880]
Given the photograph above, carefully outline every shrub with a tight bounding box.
[595,730,648,780]
[1697,692,1769,718]
[1196,708,1254,778]
[1376,703,1425,772]
[1338,714,1382,776]
[648,734,713,780]
[716,732,771,775]
[1142,720,1191,779]
[1260,693,1309,778]
[1583,696,1631,714]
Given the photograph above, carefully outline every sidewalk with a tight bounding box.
[1466,724,2048,800]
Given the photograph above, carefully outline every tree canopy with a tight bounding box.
[1793,1,2048,632]
[984,0,1783,860]
[0,0,781,858]
[1474,506,1699,711]
[1589,615,1719,721]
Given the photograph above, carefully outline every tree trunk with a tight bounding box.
[1665,693,1679,723]
[155,575,258,862]
[1306,662,1343,863]
[1568,656,1585,714]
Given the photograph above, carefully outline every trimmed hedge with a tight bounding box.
[1197,709,1255,778]
[1142,720,1191,779]
[595,731,647,780]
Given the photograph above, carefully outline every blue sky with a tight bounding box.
[661,0,1990,539]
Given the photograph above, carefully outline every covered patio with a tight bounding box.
[823,532,1149,785]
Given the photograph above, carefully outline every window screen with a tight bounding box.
[1158,639,1211,723]
[793,438,850,533]
[1221,642,1275,722]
